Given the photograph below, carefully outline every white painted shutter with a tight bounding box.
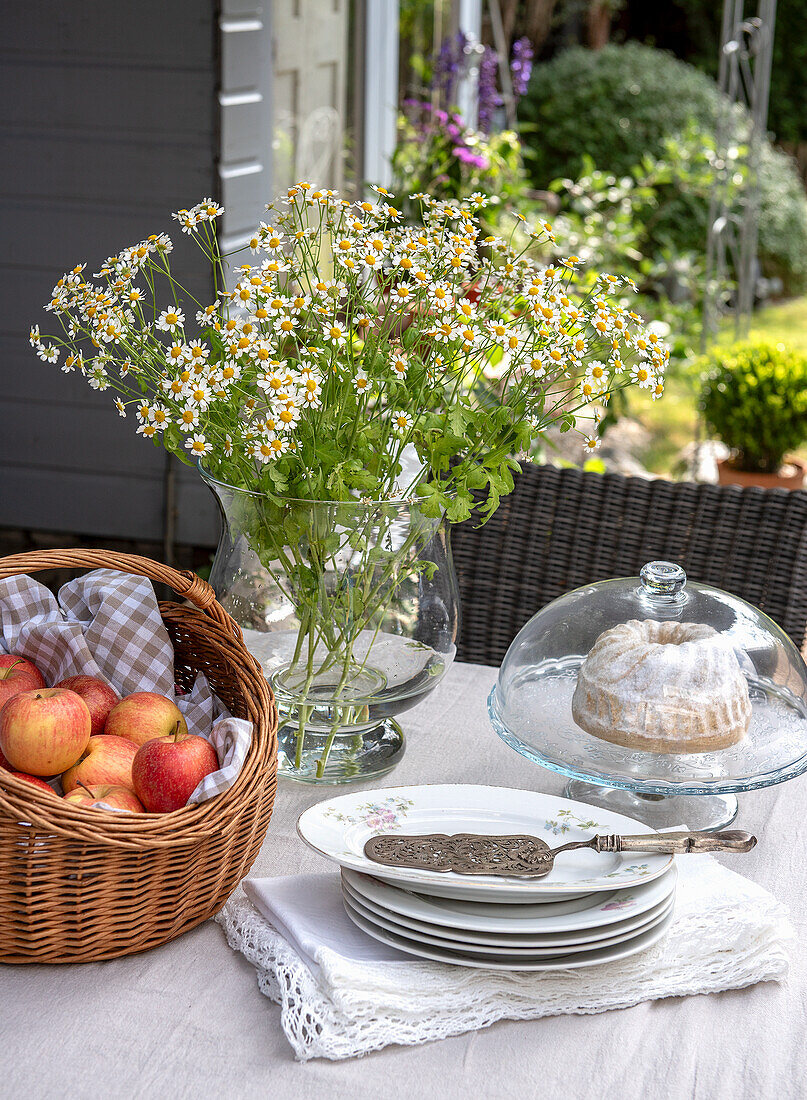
[218,1,274,252]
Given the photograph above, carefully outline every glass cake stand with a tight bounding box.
[487,562,807,830]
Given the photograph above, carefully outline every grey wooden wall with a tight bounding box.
[1,0,221,546]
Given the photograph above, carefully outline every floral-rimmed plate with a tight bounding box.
[343,896,676,971]
[341,864,677,941]
[341,886,675,957]
[297,785,675,901]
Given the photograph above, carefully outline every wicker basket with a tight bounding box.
[0,550,278,964]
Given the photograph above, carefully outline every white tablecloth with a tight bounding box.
[1,662,804,1099]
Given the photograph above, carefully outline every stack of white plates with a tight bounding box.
[297,785,678,970]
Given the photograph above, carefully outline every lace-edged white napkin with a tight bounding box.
[217,857,793,1062]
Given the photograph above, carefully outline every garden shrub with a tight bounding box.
[698,342,807,472]
[521,42,807,294]
[521,43,725,182]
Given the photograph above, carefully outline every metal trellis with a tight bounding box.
[702,0,777,351]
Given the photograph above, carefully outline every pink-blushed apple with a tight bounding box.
[104,692,188,748]
[54,675,120,737]
[0,688,91,776]
[0,655,47,709]
[6,771,58,797]
[61,734,138,794]
[63,781,143,813]
[132,728,219,813]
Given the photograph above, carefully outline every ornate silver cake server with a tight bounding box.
[363,829,756,878]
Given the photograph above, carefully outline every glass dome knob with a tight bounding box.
[640,560,687,600]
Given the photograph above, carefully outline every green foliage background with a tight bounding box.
[520,42,807,293]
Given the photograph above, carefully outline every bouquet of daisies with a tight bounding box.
[32,181,667,523]
[32,182,668,776]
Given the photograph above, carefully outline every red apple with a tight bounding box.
[61,734,138,793]
[0,654,46,708]
[55,675,120,737]
[0,688,91,776]
[63,781,143,813]
[0,746,10,770]
[6,771,58,797]
[132,728,219,813]
[104,692,188,748]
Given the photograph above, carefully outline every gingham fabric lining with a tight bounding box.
[0,569,252,805]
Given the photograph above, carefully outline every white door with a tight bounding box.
[271,1,351,191]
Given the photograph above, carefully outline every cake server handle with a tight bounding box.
[589,829,757,854]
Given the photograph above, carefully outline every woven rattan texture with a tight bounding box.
[0,550,278,964]
[452,465,807,667]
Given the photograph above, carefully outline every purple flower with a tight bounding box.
[452,145,489,170]
[432,32,470,109]
[477,46,501,133]
[510,36,534,100]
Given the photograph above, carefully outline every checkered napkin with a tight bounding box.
[0,568,252,805]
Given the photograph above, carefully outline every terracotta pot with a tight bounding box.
[717,458,807,490]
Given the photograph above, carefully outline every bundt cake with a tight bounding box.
[572,619,751,753]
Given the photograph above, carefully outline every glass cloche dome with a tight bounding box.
[488,561,807,829]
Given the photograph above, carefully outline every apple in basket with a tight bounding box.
[63,780,144,813]
[0,688,91,775]
[104,692,188,748]
[55,675,120,737]
[132,726,219,813]
[0,655,46,707]
[61,734,138,794]
[7,771,59,797]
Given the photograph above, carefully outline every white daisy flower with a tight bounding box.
[166,342,191,366]
[150,403,171,428]
[185,433,213,457]
[585,360,608,385]
[324,323,347,347]
[631,363,654,389]
[187,382,212,409]
[177,405,200,432]
[353,372,371,395]
[156,307,185,332]
[196,301,219,325]
[249,436,288,463]
[275,401,300,431]
[172,208,201,234]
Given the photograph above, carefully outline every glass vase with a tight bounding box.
[201,469,459,784]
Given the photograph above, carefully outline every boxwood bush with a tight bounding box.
[698,343,807,472]
[521,43,722,181]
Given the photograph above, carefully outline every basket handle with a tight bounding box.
[0,549,242,640]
